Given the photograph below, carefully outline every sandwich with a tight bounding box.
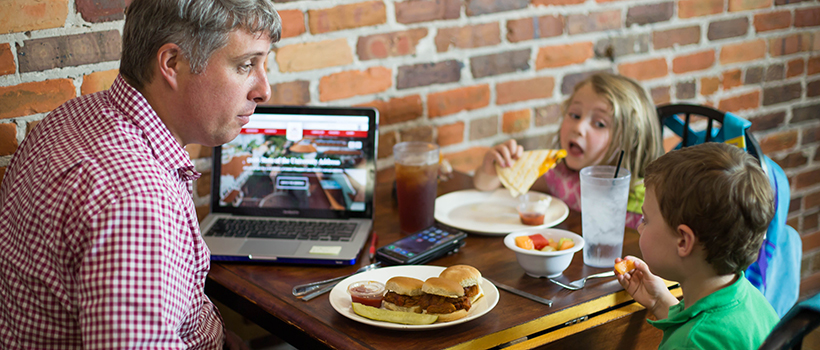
[419,277,471,322]
[439,265,484,304]
[382,276,425,313]
[496,149,567,197]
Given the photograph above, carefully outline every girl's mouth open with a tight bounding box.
[567,141,584,157]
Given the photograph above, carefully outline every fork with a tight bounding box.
[292,262,381,297]
[548,271,616,291]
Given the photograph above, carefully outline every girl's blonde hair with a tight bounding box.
[561,73,663,182]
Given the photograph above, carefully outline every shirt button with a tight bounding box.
[186,170,194,176]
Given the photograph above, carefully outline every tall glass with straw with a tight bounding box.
[580,151,631,268]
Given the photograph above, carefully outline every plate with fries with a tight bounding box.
[329,265,499,330]
[435,189,569,235]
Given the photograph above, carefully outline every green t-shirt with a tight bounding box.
[648,272,779,350]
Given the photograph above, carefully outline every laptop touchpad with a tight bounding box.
[238,240,299,257]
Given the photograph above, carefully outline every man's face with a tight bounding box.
[174,29,271,147]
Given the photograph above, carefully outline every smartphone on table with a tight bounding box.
[375,224,467,266]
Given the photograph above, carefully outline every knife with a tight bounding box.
[485,278,553,307]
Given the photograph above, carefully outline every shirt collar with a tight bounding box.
[109,75,199,181]
[649,272,745,330]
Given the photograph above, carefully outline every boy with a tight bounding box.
[616,142,779,349]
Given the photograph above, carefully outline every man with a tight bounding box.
[0,0,280,348]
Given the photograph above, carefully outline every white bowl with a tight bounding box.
[503,228,585,278]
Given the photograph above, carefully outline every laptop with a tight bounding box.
[200,105,378,265]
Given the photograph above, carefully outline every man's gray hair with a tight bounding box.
[120,0,281,89]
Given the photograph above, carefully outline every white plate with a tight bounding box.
[329,265,499,330]
[435,189,569,235]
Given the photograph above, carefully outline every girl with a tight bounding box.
[473,73,663,229]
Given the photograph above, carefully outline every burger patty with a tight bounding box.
[418,293,471,314]
[383,291,421,307]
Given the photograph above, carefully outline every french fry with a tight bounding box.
[352,302,438,325]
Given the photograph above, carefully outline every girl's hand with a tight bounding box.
[481,139,524,176]
[615,256,678,320]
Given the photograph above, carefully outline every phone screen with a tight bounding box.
[382,227,457,259]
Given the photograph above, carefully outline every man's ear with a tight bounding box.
[676,224,697,258]
[156,43,182,90]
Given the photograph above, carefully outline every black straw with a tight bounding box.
[613,150,625,178]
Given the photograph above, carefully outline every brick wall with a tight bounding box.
[1,0,819,293]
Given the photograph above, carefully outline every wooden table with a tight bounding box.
[206,171,680,350]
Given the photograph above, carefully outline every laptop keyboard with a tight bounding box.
[203,218,358,242]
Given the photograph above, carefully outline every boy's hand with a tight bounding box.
[615,256,678,320]
[481,139,524,176]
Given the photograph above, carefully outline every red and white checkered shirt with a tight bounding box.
[0,75,225,349]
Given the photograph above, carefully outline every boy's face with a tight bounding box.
[559,83,613,171]
[638,187,680,279]
[171,29,272,147]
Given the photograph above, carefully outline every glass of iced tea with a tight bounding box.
[394,142,440,234]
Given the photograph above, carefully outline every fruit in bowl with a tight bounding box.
[504,228,584,278]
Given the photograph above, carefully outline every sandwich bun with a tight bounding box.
[385,277,424,296]
[383,302,421,313]
[440,265,485,304]
[421,277,464,298]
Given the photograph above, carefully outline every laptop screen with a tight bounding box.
[211,106,378,220]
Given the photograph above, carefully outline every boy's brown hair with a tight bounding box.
[644,142,775,275]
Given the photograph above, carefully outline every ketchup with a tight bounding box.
[348,281,385,308]
[519,212,546,225]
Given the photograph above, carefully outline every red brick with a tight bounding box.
[679,0,724,18]
[437,122,465,147]
[26,120,40,136]
[0,123,18,156]
[279,9,306,39]
[788,58,806,78]
[378,131,398,159]
[496,77,554,105]
[627,2,674,26]
[809,56,820,75]
[803,231,820,253]
[308,1,386,34]
[76,0,124,23]
[807,190,820,210]
[773,151,809,169]
[502,109,532,134]
[470,49,531,78]
[533,0,585,5]
[729,0,773,12]
[442,146,491,174]
[754,10,791,32]
[507,15,564,43]
[701,76,720,96]
[717,90,761,113]
[759,129,798,153]
[805,125,820,143]
[763,82,802,106]
[795,168,820,190]
[653,26,700,49]
[722,69,743,90]
[0,0,68,33]
[535,104,562,127]
[535,42,594,69]
[750,110,786,133]
[435,23,501,52]
[265,80,310,106]
[400,125,434,143]
[395,0,460,24]
[466,0,528,16]
[397,60,460,89]
[274,38,353,73]
[428,85,491,118]
[808,79,820,97]
[0,79,75,120]
[0,43,14,76]
[567,9,621,35]
[357,29,427,61]
[795,7,820,27]
[707,17,749,41]
[81,69,118,96]
[356,95,423,126]
[620,57,668,81]
[17,31,121,73]
[793,103,820,124]
[318,67,392,102]
[770,33,813,57]
[651,86,671,105]
[672,50,715,74]
[806,212,819,232]
[469,115,499,141]
[719,39,766,64]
